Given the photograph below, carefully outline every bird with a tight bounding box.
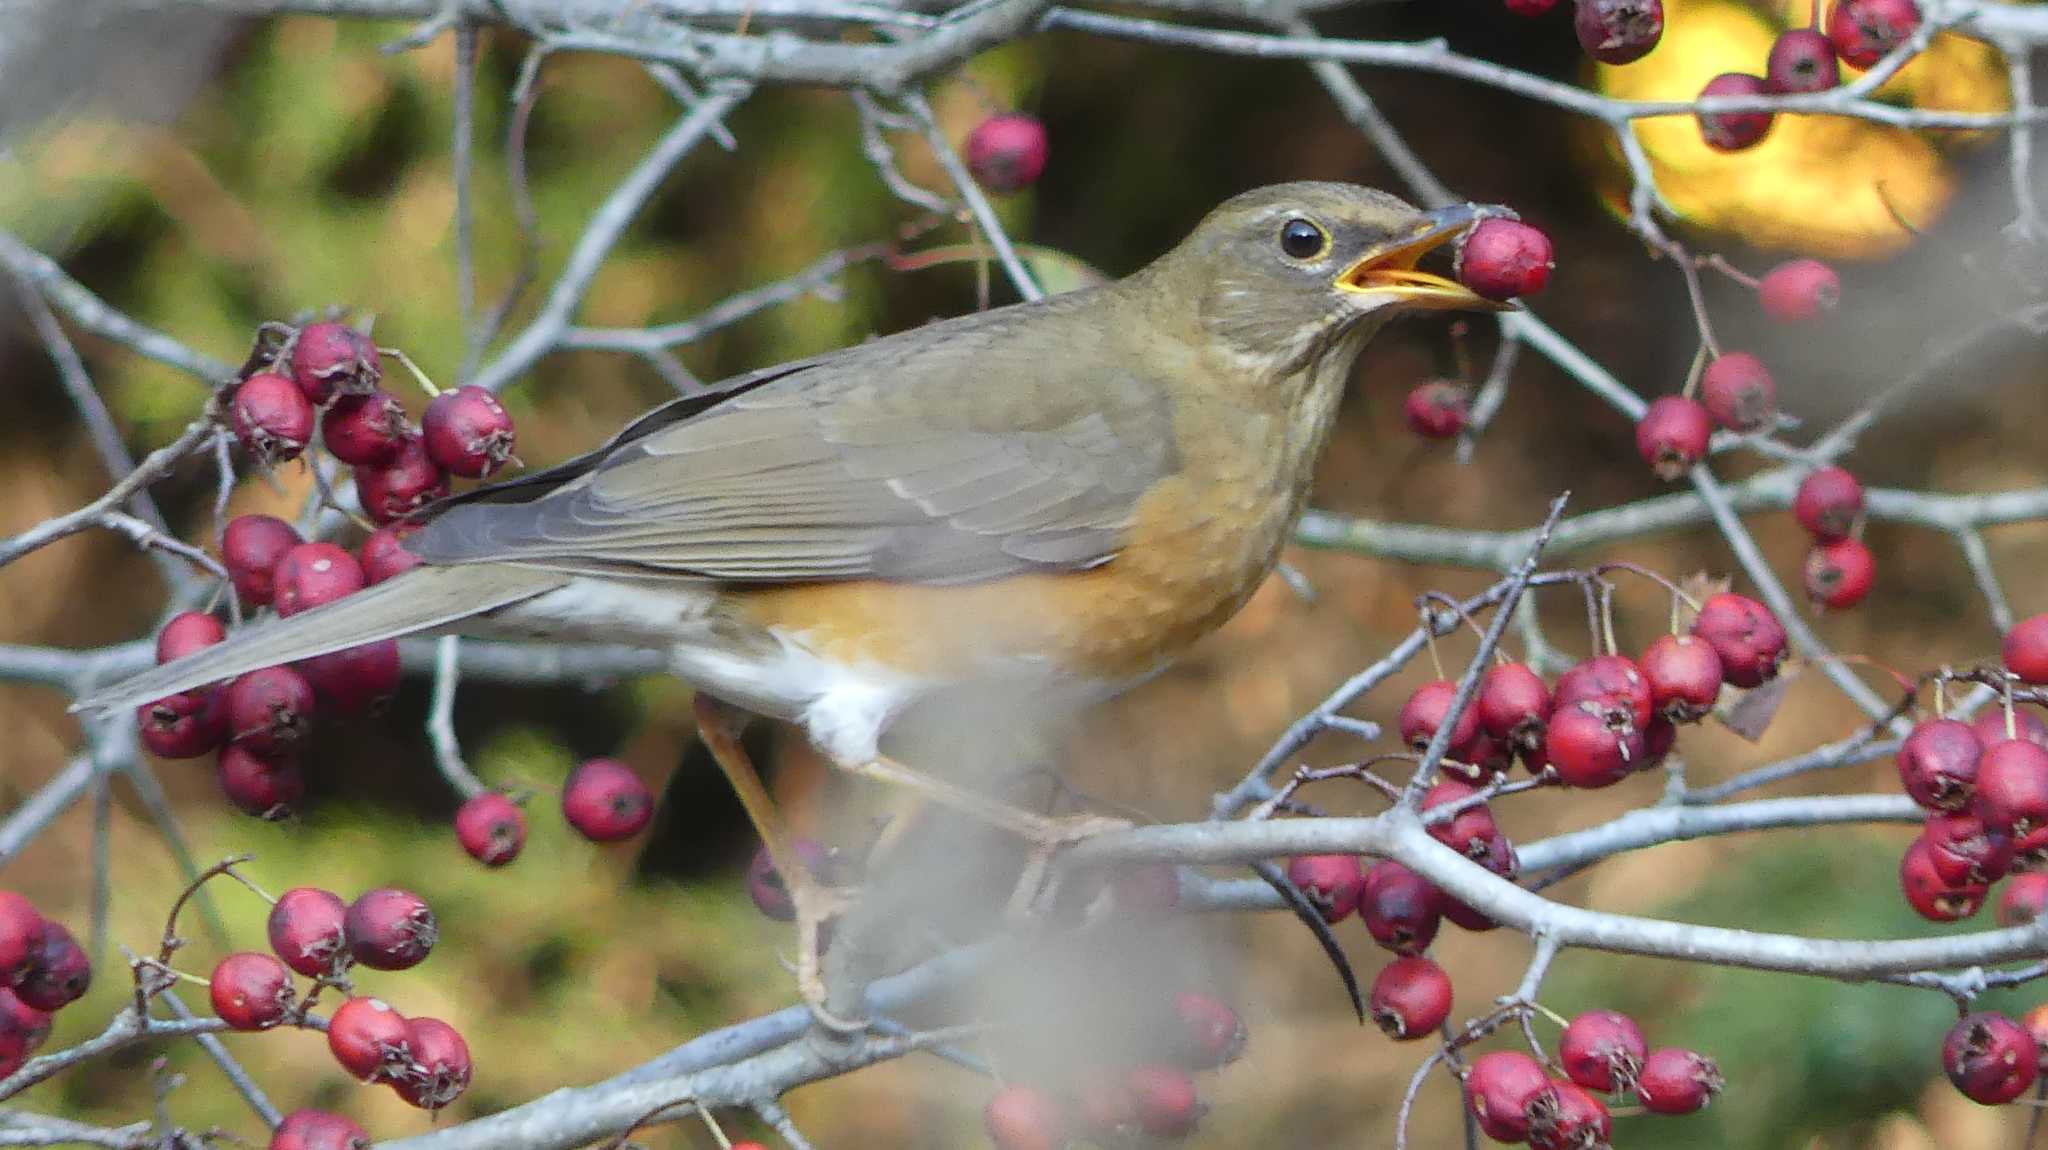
[77,181,1506,1016]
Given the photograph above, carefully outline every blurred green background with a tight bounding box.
[4,1,2048,1146]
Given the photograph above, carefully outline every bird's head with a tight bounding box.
[1148,182,1512,379]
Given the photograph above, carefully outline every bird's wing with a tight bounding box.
[409,292,1180,584]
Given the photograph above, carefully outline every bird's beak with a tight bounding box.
[1335,203,1515,312]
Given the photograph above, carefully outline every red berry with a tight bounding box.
[965,114,1049,195]
[2000,872,2048,926]
[1920,811,2014,886]
[0,989,51,1058]
[1976,739,2048,838]
[1804,537,1875,610]
[1636,1047,1725,1114]
[1898,718,1983,811]
[1973,707,2048,751]
[1690,592,1786,687]
[273,542,365,618]
[983,1084,1066,1150]
[1640,634,1722,723]
[1423,781,1509,862]
[1556,654,1654,731]
[422,386,517,479]
[1699,352,1778,433]
[291,323,381,403]
[217,744,303,819]
[323,391,411,467]
[1506,0,1559,12]
[1478,662,1551,754]
[232,373,315,465]
[1125,1064,1202,1138]
[138,692,228,759]
[327,996,409,1082]
[223,666,316,755]
[209,952,295,1031]
[157,612,226,663]
[455,792,526,867]
[1900,838,1986,922]
[1573,0,1663,64]
[1766,28,1842,93]
[269,1110,371,1150]
[1793,466,1864,540]
[1465,1050,1550,1142]
[1286,854,1365,923]
[0,895,46,986]
[2005,615,2048,685]
[1759,258,1842,321]
[562,758,655,842]
[360,525,422,585]
[1697,72,1774,151]
[1403,380,1470,439]
[1635,395,1713,480]
[1457,219,1554,300]
[1944,1011,2039,1105]
[745,838,831,921]
[1368,956,1453,1040]
[298,641,401,718]
[1168,990,1247,1068]
[345,888,437,971]
[1400,679,1483,758]
[1526,1080,1611,1150]
[15,923,89,1012]
[1559,1009,1647,1093]
[1545,702,1641,788]
[1360,860,1444,955]
[392,1016,472,1110]
[222,515,302,609]
[1827,0,1923,70]
[355,436,449,526]
[268,887,350,978]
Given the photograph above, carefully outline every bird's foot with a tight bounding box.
[791,877,867,1034]
[1016,810,1133,852]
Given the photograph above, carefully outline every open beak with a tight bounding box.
[1336,202,1515,312]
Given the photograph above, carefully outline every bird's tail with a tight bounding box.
[72,564,566,715]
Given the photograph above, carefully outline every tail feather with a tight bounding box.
[73,565,565,715]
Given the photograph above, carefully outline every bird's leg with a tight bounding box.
[836,753,1132,850]
[691,694,863,1032]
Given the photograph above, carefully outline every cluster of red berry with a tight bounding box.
[1695,0,1926,152]
[0,894,91,1078]
[1792,466,1873,610]
[1465,1022,1721,1149]
[1404,218,1556,440]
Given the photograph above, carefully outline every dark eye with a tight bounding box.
[1279,218,1327,260]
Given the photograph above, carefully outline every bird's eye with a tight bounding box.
[1279,218,1328,261]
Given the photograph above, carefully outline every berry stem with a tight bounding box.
[1591,561,1704,614]
[1679,342,1709,401]
[383,346,444,398]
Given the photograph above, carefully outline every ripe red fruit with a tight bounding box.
[323,391,411,467]
[2005,615,2048,685]
[561,758,655,842]
[1900,838,1986,922]
[157,612,226,664]
[1478,662,1550,753]
[272,542,365,618]
[1636,1047,1725,1114]
[291,323,381,403]
[345,888,437,971]
[217,744,304,819]
[355,436,449,526]
[745,838,832,921]
[1506,0,1559,12]
[209,952,296,1031]
[327,996,410,1082]
[359,526,421,585]
[1690,592,1786,687]
[392,1016,472,1110]
[1423,780,1508,860]
[1125,1064,1203,1138]
[455,792,526,867]
[983,1084,1066,1150]
[0,989,51,1057]
[1919,811,2014,886]
[1898,718,1983,811]
[232,373,315,465]
[1400,679,1483,757]
[1699,352,1778,433]
[1759,258,1843,321]
[1368,956,1453,1040]
[0,894,46,986]
[269,1110,371,1150]
[1697,72,1773,151]
[1458,219,1554,300]
[1827,0,1923,70]
[1286,854,1366,923]
[16,923,89,1012]
[222,515,302,608]
[223,666,316,755]
[1465,1050,1550,1142]
[1640,634,1723,723]
[965,114,1049,195]
[422,386,517,479]
[268,887,350,978]
[1169,990,1247,1068]
[1526,1080,1611,1150]
[298,641,402,717]
[1766,28,1842,93]
[1999,871,2048,926]
[1973,706,2048,751]
[1793,466,1864,540]
[1635,395,1713,480]
[1554,654,1653,730]
[1976,740,2048,837]
[138,692,228,760]
[1573,0,1662,63]
[1944,1011,2039,1105]
[1360,860,1444,955]
[1544,701,1641,788]
[1559,1010,1647,1093]
[1804,537,1876,610]
[1403,380,1470,439]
